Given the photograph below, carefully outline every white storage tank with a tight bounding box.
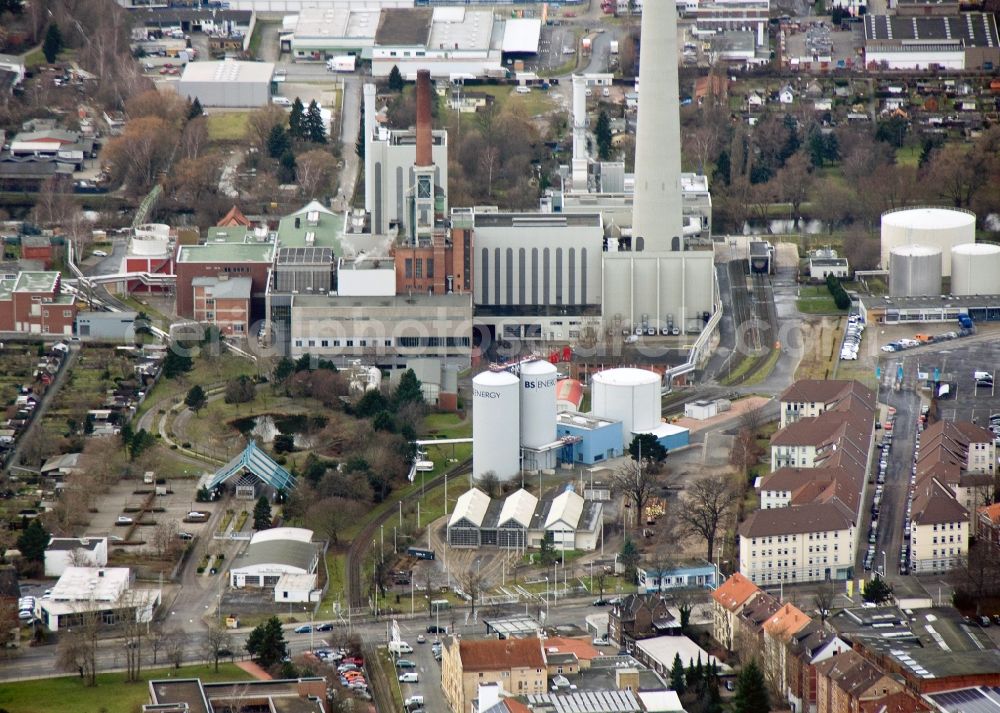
[889,245,942,297]
[473,370,520,481]
[131,223,171,256]
[591,368,661,444]
[951,243,1000,296]
[520,360,557,449]
[881,207,975,277]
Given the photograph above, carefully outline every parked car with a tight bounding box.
[316,623,333,631]
[93,250,108,257]
[294,624,312,634]
[398,672,419,683]
[426,625,446,633]
[395,659,416,669]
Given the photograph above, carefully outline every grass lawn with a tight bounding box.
[423,412,471,439]
[0,663,253,713]
[24,47,47,69]
[135,354,256,422]
[895,145,921,168]
[207,112,251,142]
[741,348,782,387]
[797,285,846,314]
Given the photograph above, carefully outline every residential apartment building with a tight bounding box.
[740,380,875,585]
[740,504,857,584]
[442,637,546,713]
[779,380,874,428]
[732,590,781,660]
[785,625,851,713]
[917,420,996,527]
[711,572,760,652]
[0,271,76,336]
[762,603,812,697]
[977,502,1000,547]
[815,650,916,713]
[909,477,969,574]
[608,593,678,648]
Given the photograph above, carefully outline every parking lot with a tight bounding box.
[391,622,448,713]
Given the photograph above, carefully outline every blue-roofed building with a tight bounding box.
[208,440,296,500]
[556,411,624,465]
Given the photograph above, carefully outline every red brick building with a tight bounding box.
[394,227,472,296]
[20,236,53,269]
[191,276,251,335]
[174,243,274,320]
[0,271,76,335]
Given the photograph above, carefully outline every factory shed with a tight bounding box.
[502,18,541,55]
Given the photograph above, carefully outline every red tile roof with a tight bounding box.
[458,638,545,672]
[712,572,760,612]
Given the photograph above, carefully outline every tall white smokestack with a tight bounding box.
[632,0,683,251]
[363,83,377,213]
[571,74,589,190]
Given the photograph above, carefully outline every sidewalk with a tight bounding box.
[235,660,272,680]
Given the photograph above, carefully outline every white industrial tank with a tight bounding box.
[880,207,975,277]
[951,243,1000,296]
[889,245,942,298]
[519,360,557,449]
[131,223,171,256]
[473,370,520,480]
[591,368,661,444]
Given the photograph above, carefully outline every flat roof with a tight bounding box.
[13,271,58,293]
[502,18,542,53]
[474,213,602,228]
[51,566,128,602]
[483,614,541,635]
[635,635,732,673]
[634,422,689,438]
[292,292,471,308]
[557,410,621,431]
[864,13,999,46]
[177,243,274,263]
[191,276,252,299]
[927,687,1000,713]
[276,201,344,251]
[204,226,252,243]
[425,7,494,50]
[375,7,432,46]
[294,8,379,40]
[861,294,1000,310]
[180,59,274,84]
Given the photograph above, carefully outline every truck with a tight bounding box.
[582,37,592,55]
[958,314,974,329]
[326,55,356,72]
[609,40,619,54]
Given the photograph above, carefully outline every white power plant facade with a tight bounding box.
[880,207,976,278]
[951,243,1000,296]
[590,368,662,445]
[473,371,520,480]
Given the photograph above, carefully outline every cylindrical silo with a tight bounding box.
[520,360,557,449]
[880,207,975,277]
[473,371,520,480]
[951,243,1000,296]
[889,245,942,297]
[591,368,662,445]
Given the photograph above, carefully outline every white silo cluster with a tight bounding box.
[951,243,1000,296]
[880,207,975,277]
[889,245,942,298]
[590,368,662,444]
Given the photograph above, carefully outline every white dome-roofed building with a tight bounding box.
[951,243,1000,296]
[229,527,319,589]
[591,368,662,446]
[881,207,975,277]
[472,370,520,480]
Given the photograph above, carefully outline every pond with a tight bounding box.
[230,413,328,449]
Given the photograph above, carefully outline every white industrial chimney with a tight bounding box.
[571,75,589,191]
[632,0,683,251]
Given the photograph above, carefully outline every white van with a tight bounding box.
[405,696,424,709]
[398,672,419,683]
[389,641,413,654]
[515,85,531,94]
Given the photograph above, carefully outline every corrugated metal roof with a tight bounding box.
[498,488,537,529]
[545,489,584,530]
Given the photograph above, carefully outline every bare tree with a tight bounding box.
[204,622,233,672]
[119,589,146,682]
[814,581,836,622]
[56,607,100,686]
[165,630,185,668]
[610,459,658,529]
[675,474,734,564]
[457,569,487,619]
[477,470,501,499]
[152,520,179,558]
[148,626,165,666]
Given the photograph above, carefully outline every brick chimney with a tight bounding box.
[415,69,433,167]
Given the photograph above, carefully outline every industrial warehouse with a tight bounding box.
[446,486,603,551]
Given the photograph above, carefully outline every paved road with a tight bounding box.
[334,77,362,211]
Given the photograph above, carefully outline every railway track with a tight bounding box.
[722,266,780,386]
[346,457,473,610]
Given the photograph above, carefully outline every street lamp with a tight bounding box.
[881,550,887,579]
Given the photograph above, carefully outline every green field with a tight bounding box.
[0,663,253,713]
[206,112,251,142]
[796,285,846,314]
